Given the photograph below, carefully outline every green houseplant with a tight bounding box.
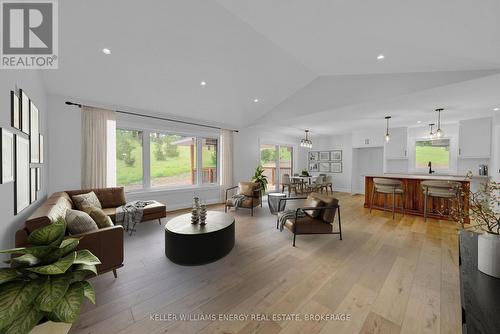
[252,165,268,191]
[0,218,100,334]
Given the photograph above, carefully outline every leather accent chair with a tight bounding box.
[224,182,262,216]
[277,192,342,246]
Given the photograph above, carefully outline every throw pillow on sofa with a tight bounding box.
[66,209,98,235]
[303,196,323,218]
[83,206,114,228]
[71,191,102,210]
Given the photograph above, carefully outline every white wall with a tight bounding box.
[352,147,384,194]
[0,71,48,255]
[233,127,301,188]
[306,134,353,193]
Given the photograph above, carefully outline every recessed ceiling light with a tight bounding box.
[377,54,385,60]
[417,120,422,124]
[200,81,207,86]
[102,48,111,55]
[253,98,259,103]
[494,107,499,111]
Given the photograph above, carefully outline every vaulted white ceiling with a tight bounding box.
[42,0,500,134]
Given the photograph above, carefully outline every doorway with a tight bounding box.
[260,144,293,192]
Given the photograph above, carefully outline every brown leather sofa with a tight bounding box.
[15,187,166,276]
[224,182,262,216]
[277,192,342,246]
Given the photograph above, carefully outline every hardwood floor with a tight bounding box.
[70,192,461,334]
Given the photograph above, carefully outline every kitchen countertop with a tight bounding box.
[364,173,475,181]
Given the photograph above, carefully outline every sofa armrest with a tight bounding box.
[73,225,124,273]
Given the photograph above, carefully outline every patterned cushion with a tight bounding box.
[71,191,102,210]
[83,206,114,229]
[65,209,98,235]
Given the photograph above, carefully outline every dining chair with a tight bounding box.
[322,175,333,194]
[281,174,298,196]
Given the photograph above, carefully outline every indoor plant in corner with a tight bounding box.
[252,165,268,192]
[450,179,500,278]
[0,218,100,334]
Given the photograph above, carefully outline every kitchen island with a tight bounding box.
[364,174,470,222]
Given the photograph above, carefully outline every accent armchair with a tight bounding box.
[277,192,342,246]
[225,182,263,216]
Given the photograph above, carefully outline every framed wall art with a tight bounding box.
[319,162,331,172]
[30,101,40,163]
[1,128,14,184]
[319,151,330,161]
[330,150,342,161]
[11,91,20,130]
[20,89,30,134]
[308,151,319,161]
[30,168,37,203]
[39,134,44,163]
[15,135,30,214]
[309,162,319,172]
[331,162,342,173]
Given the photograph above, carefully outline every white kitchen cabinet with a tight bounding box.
[385,127,408,159]
[459,117,492,158]
[352,129,385,148]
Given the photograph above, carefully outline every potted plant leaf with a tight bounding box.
[449,179,500,278]
[252,165,268,191]
[0,217,100,334]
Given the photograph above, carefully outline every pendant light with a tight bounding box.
[300,130,313,148]
[435,108,444,138]
[428,123,435,139]
[384,116,391,142]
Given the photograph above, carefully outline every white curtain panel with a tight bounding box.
[220,129,234,202]
[81,106,116,189]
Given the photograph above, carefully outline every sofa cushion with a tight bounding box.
[66,209,98,235]
[83,207,114,229]
[66,187,126,208]
[71,191,102,210]
[303,195,323,218]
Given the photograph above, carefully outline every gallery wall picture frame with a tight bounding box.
[11,91,20,130]
[30,101,40,163]
[30,168,37,203]
[15,135,30,214]
[309,151,319,161]
[39,134,44,164]
[20,89,30,135]
[330,150,342,161]
[319,151,330,161]
[1,128,14,184]
[319,162,331,172]
[309,162,319,172]
[36,168,41,191]
[331,162,343,173]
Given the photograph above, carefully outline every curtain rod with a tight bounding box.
[65,101,239,133]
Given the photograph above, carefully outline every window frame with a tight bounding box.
[115,127,146,192]
[116,126,220,193]
[413,138,451,172]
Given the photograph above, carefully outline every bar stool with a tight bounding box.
[370,178,405,219]
[421,180,462,222]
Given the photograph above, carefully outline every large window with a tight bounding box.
[116,129,143,191]
[116,127,218,191]
[415,139,450,170]
[150,133,196,188]
[202,138,218,184]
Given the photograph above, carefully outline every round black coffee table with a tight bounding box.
[165,211,235,265]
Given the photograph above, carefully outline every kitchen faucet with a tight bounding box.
[428,161,435,174]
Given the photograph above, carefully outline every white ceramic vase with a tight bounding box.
[477,232,500,278]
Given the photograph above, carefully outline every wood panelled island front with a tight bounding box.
[364,174,469,222]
